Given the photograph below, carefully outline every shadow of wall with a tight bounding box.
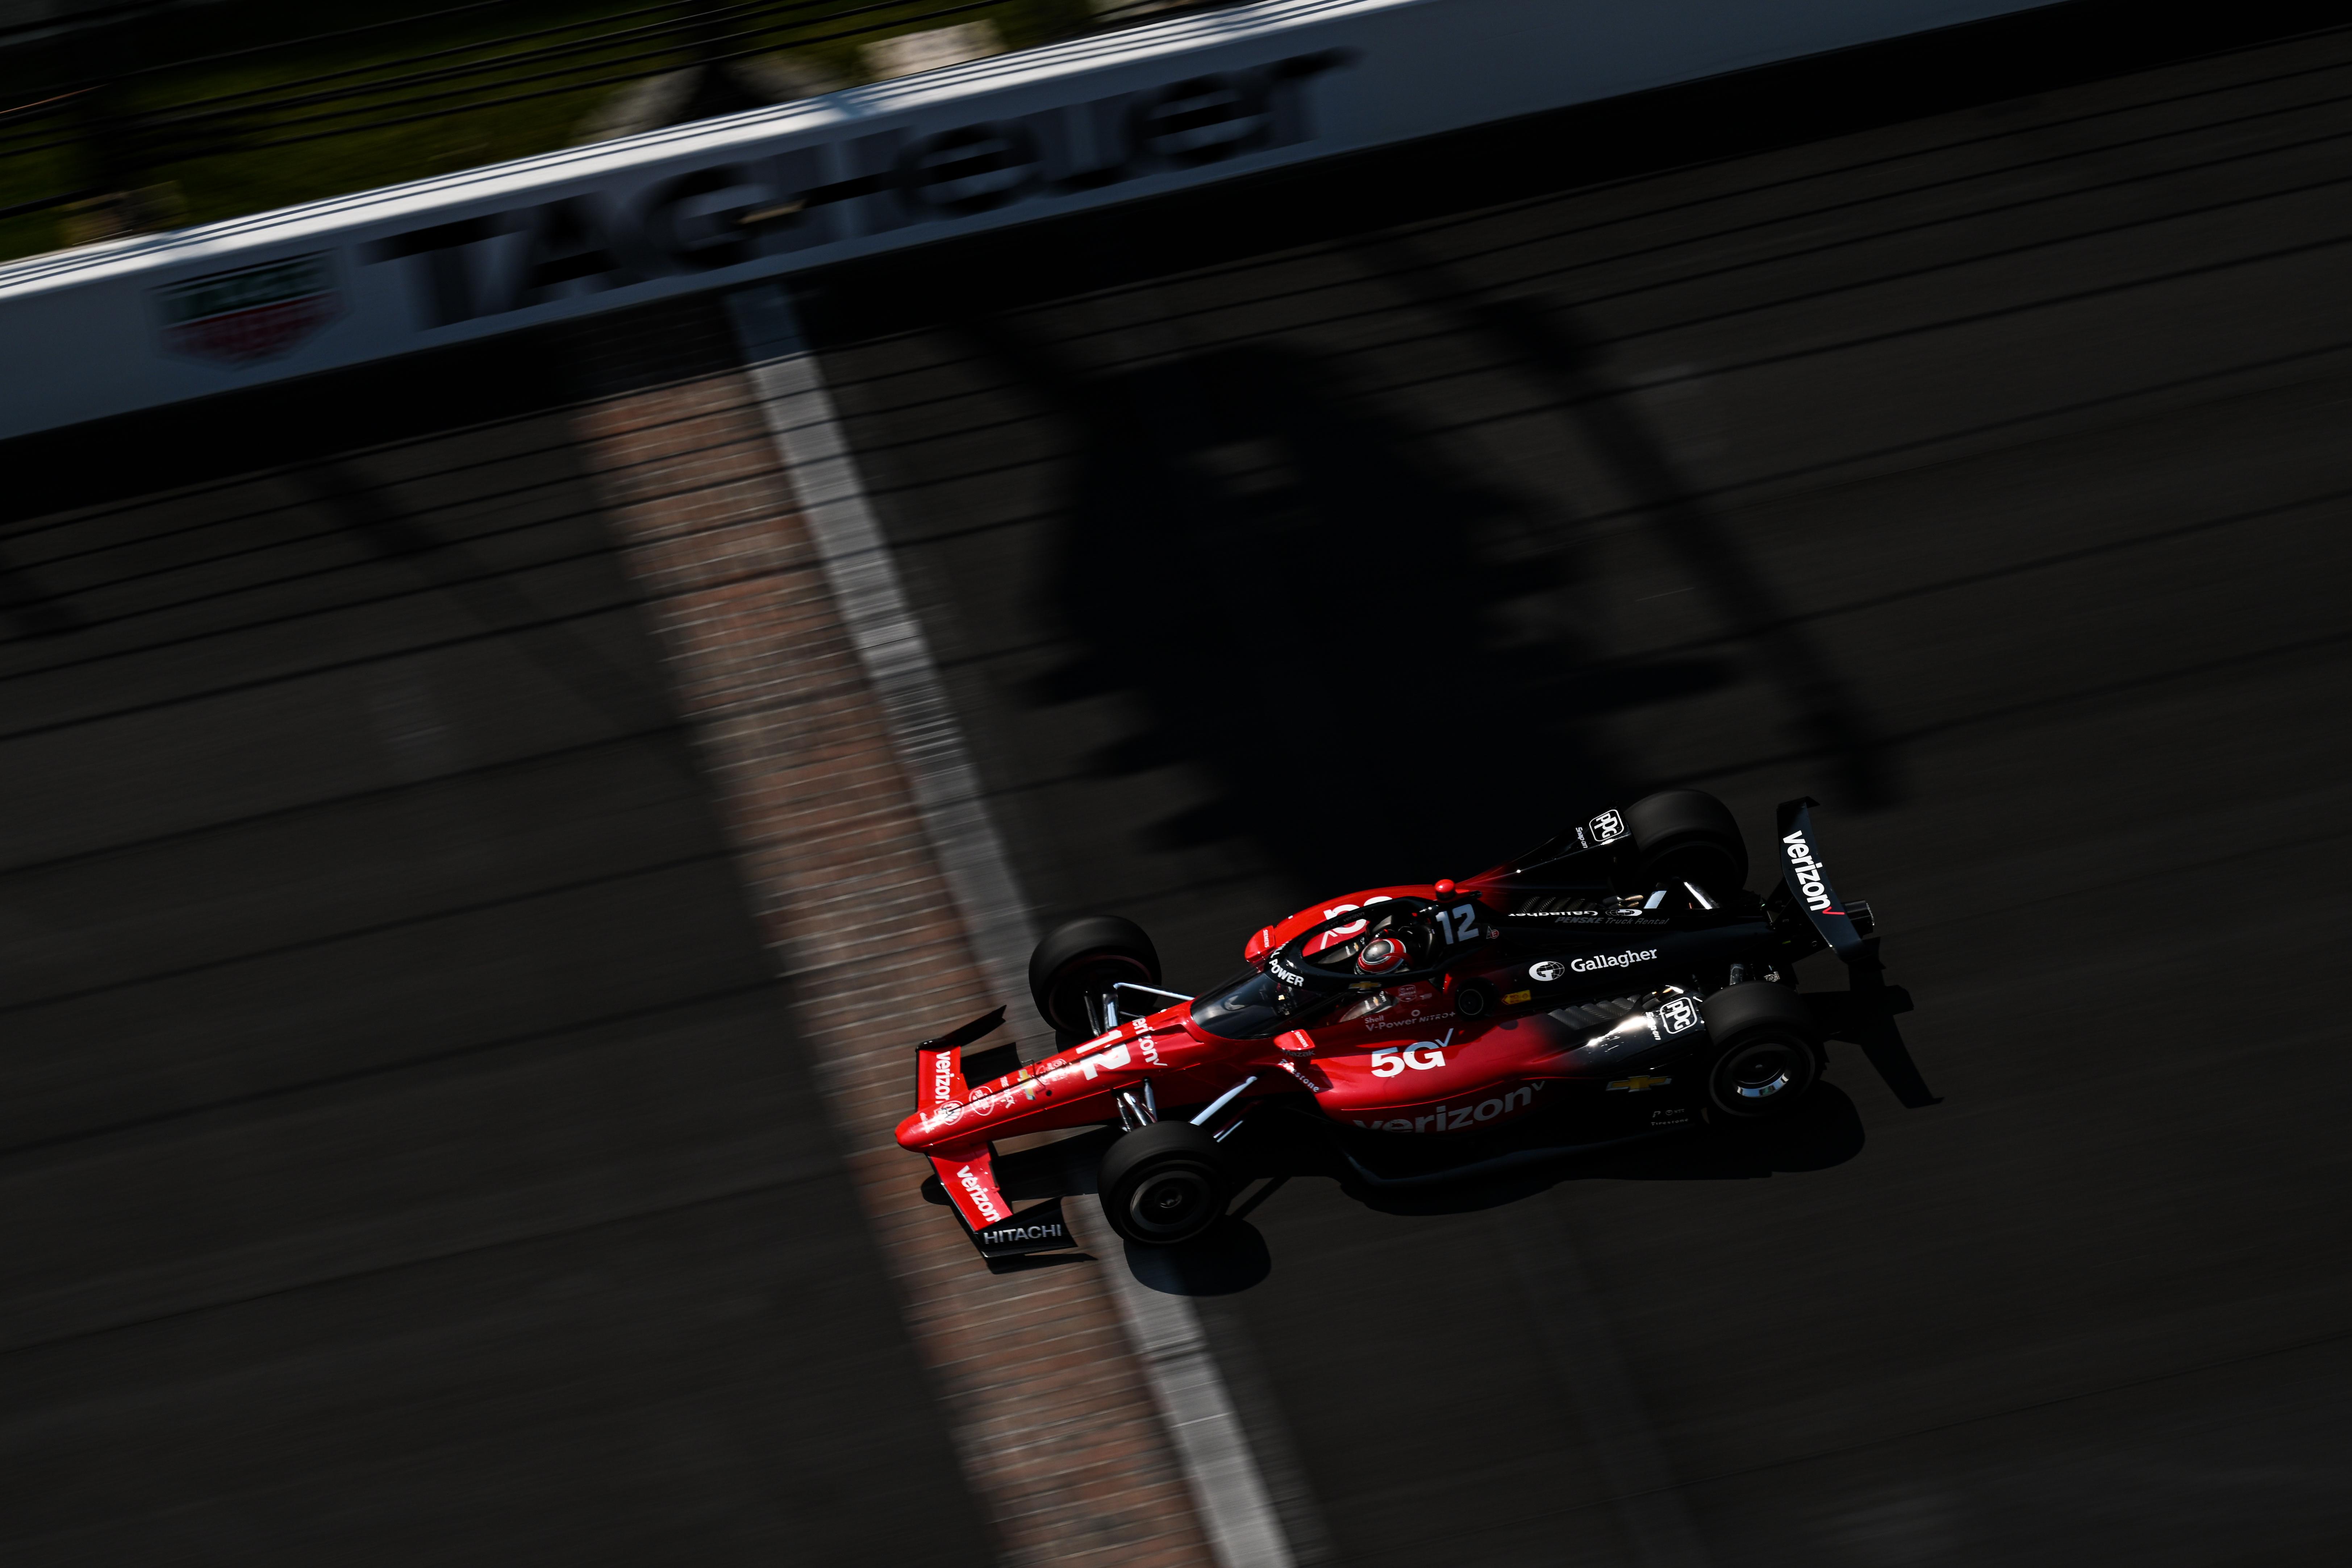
[963,314,1762,895]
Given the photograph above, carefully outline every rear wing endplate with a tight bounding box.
[1776,798,1875,963]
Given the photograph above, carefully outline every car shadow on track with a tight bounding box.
[1101,1090,1863,1296]
[1345,1083,1867,1220]
[929,1081,1869,1294]
[1122,1221,1277,1296]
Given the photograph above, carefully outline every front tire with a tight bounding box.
[1099,1121,1229,1247]
[1700,981,1821,1119]
[1029,915,1160,1037]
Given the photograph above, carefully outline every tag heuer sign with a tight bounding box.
[156,253,342,367]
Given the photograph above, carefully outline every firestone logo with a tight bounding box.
[1783,830,1834,913]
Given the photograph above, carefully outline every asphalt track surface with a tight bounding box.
[3,6,2351,1566]
[805,18,2352,1567]
[0,266,991,1563]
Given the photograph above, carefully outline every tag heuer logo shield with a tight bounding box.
[155,253,342,367]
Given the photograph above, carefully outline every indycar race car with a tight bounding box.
[897,791,1905,1260]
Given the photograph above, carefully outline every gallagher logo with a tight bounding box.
[155,254,342,367]
[1782,830,1835,913]
[1570,947,1658,974]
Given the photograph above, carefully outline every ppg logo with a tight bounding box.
[1589,809,1627,844]
[1656,997,1700,1035]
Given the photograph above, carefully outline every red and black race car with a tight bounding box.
[898,791,1908,1260]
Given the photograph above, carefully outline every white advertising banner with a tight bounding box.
[0,0,2055,439]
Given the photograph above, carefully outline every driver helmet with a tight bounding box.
[1356,935,1409,976]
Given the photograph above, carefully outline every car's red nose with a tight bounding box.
[894,1109,934,1151]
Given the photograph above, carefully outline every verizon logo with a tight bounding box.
[954,1163,1004,1224]
[1783,830,1833,913]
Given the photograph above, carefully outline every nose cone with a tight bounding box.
[895,1108,934,1152]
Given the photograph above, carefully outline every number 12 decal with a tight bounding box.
[1433,902,1480,944]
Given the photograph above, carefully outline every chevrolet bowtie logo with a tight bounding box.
[1607,1075,1674,1093]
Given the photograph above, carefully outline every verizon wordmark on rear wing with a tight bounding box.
[1776,798,1875,963]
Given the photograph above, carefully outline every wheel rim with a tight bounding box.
[1125,1165,1218,1240]
[1720,1039,1803,1105]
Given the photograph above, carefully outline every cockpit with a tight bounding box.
[1187,896,1486,1039]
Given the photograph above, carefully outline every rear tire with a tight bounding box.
[1029,916,1161,1037]
[1629,789,1749,895]
[1700,981,1821,1119]
[1099,1121,1229,1247]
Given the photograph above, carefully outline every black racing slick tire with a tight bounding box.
[1628,789,1749,896]
[1699,982,1822,1119]
[1028,915,1162,1038]
[1098,1121,1230,1247]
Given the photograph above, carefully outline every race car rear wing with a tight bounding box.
[1776,798,1875,963]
